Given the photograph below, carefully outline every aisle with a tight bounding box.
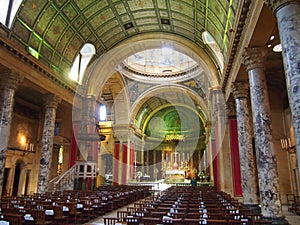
[84,199,138,224]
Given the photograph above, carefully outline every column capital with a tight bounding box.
[43,94,61,109]
[113,124,130,142]
[264,0,297,14]
[0,69,23,90]
[232,81,250,99]
[226,99,236,117]
[242,47,268,72]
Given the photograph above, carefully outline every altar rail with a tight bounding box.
[127,180,213,193]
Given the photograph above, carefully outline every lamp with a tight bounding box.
[280,137,296,154]
[267,32,282,52]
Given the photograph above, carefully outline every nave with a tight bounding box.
[0,184,299,225]
[85,186,299,225]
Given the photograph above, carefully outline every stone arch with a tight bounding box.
[76,32,219,128]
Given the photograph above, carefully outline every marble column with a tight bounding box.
[232,81,260,209]
[243,47,287,224]
[0,70,23,196]
[264,0,300,178]
[37,94,61,193]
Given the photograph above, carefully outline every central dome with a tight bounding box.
[120,47,201,83]
[124,47,197,74]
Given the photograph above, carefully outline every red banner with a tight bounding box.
[229,119,243,196]
[122,144,127,184]
[113,143,120,185]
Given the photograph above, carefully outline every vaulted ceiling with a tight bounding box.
[10,0,240,78]
[0,1,286,144]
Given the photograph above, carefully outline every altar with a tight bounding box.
[164,169,186,183]
[165,170,185,176]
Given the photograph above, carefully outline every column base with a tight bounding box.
[244,204,261,214]
[261,216,290,225]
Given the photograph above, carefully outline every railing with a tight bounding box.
[49,164,76,193]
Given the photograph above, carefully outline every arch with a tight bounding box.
[81,33,220,97]
[129,84,210,131]
[74,33,219,132]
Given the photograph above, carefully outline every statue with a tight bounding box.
[154,167,158,181]
[137,170,142,182]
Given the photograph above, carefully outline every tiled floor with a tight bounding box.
[84,203,300,225]
[282,205,300,225]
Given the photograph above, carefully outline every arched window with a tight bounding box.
[69,43,95,83]
[0,0,22,28]
[202,31,224,72]
[99,105,107,121]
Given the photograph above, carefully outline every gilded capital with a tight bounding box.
[0,69,24,90]
[242,47,268,72]
[264,0,296,13]
[232,81,249,99]
[43,94,61,109]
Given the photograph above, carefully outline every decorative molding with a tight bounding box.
[0,35,76,94]
[221,0,252,91]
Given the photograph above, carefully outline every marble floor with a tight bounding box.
[84,203,300,225]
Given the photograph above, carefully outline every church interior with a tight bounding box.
[0,0,300,224]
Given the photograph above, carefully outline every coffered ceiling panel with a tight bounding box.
[10,0,241,78]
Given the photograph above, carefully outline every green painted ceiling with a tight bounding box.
[10,0,240,77]
[144,105,204,140]
[134,92,206,139]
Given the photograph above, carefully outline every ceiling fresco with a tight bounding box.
[10,0,240,78]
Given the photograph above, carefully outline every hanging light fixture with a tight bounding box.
[165,130,185,142]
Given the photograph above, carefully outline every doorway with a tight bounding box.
[12,161,22,196]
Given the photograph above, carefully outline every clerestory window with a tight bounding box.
[0,0,22,28]
[69,43,95,83]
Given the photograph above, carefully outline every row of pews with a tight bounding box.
[103,186,272,225]
[0,185,151,225]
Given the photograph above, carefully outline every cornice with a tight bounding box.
[223,0,265,100]
[0,26,77,95]
[221,0,252,91]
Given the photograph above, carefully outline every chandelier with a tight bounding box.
[165,133,185,142]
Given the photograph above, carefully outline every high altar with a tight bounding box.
[162,151,191,183]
